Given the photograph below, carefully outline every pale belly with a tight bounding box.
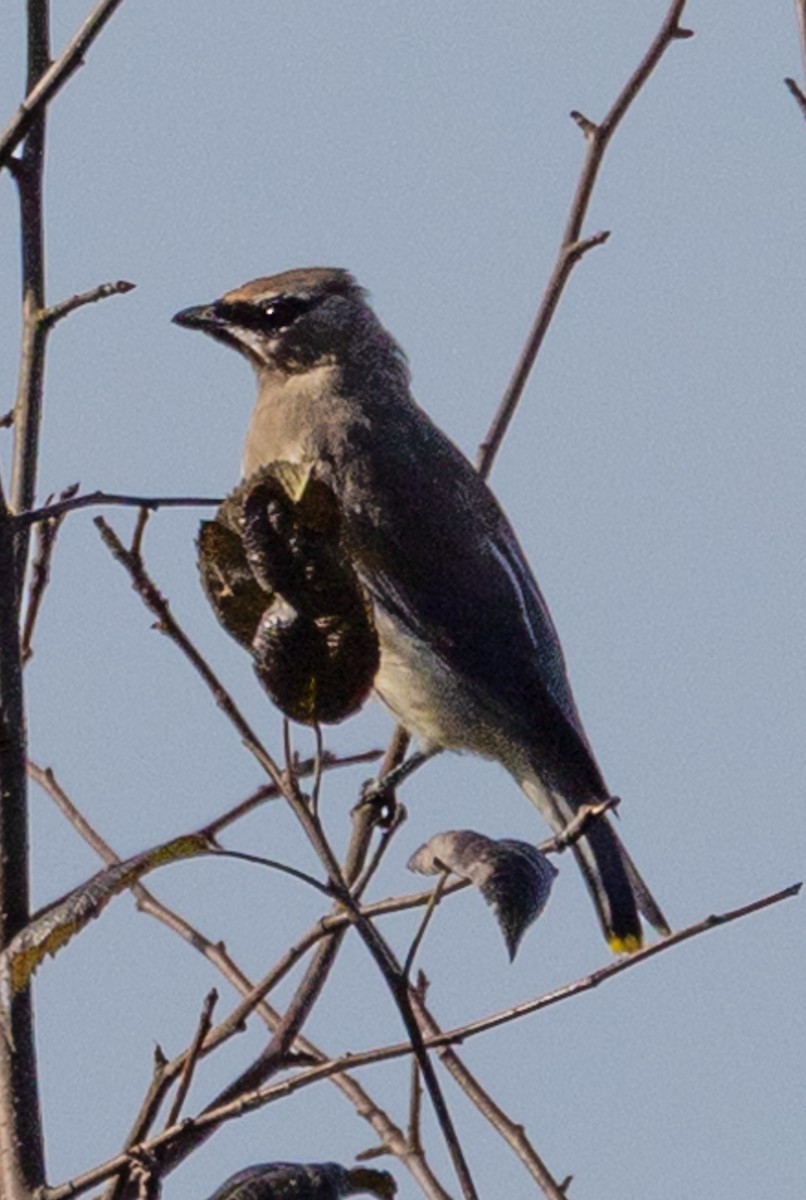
[371,604,521,765]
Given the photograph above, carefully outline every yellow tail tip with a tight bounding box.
[608,933,642,955]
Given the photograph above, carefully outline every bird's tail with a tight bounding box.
[520,774,669,952]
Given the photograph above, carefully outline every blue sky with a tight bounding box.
[1,3,803,1198]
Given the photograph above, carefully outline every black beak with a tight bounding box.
[172,303,220,331]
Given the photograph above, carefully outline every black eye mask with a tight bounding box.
[213,294,314,334]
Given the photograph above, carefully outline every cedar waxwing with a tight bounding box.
[174,268,670,952]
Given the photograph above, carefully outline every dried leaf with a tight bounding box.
[205,1161,396,1199]
[198,464,379,724]
[0,834,209,998]
[408,829,558,959]
[198,518,269,651]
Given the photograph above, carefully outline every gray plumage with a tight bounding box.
[174,267,669,951]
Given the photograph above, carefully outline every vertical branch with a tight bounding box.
[0,483,41,1200]
[0,5,51,1196]
[10,2,51,573]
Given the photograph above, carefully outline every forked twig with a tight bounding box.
[0,0,131,172]
[31,764,451,1200]
[21,483,79,664]
[19,491,222,527]
[41,880,798,1200]
[163,990,218,1130]
[40,280,135,327]
[477,0,692,477]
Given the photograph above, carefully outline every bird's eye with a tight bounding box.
[213,295,313,334]
[261,296,312,330]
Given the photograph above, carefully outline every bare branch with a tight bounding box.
[163,990,218,1130]
[94,516,285,791]
[37,751,798,1200]
[0,0,129,173]
[96,513,478,1194]
[276,769,480,1199]
[202,748,383,837]
[785,3,806,116]
[19,490,222,527]
[412,979,568,1200]
[476,0,691,478]
[181,882,800,1117]
[40,279,135,327]
[31,764,451,1200]
[787,76,806,117]
[0,0,53,1188]
[21,483,79,664]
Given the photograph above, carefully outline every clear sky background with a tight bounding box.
[1,3,804,1198]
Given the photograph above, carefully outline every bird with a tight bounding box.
[173,267,669,952]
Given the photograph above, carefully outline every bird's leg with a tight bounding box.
[360,747,441,824]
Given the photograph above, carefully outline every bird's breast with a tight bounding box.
[371,604,517,763]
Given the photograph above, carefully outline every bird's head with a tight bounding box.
[172,267,391,377]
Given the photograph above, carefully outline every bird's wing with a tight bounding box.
[338,425,601,778]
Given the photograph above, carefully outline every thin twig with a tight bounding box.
[0,0,130,172]
[349,799,408,900]
[31,764,450,1200]
[403,868,450,980]
[40,280,135,327]
[94,516,285,792]
[202,748,383,838]
[97,518,477,1194]
[264,755,481,1200]
[130,507,150,559]
[21,483,79,664]
[44,881,798,1200]
[411,977,568,1200]
[476,0,692,477]
[19,490,222,527]
[539,797,619,855]
[210,846,332,898]
[407,977,427,1157]
[183,882,802,1113]
[163,990,218,1130]
[784,75,806,118]
[311,723,325,817]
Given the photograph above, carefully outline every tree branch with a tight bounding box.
[411,977,568,1200]
[0,0,129,173]
[94,516,285,792]
[44,881,795,1200]
[32,764,451,1200]
[785,1,806,118]
[476,0,692,478]
[19,491,222,527]
[21,483,78,663]
[40,279,135,328]
[0,0,54,1190]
